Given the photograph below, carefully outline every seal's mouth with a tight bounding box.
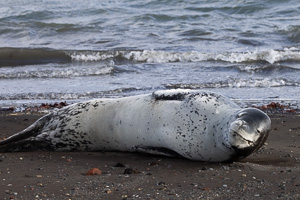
[229,120,260,149]
[233,131,255,146]
[226,128,265,162]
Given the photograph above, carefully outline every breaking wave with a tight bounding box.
[1,47,300,67]
[69,47,300,64]
[0,87,153,101]
[1,78,297,102]
[0,48,71,67]
[0,65,114,79]
[166,78,299,89]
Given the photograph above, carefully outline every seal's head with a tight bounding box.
[227,108,271,161]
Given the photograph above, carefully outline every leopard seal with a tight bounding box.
[0,89,271,162]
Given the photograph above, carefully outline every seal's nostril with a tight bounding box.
[257,129,261,134]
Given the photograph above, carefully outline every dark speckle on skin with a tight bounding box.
[92,102,99,108]
[153,92,186,101]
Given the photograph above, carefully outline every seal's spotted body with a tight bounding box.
[0,89,271,162]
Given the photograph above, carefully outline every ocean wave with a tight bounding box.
[1,47,300,67]
[0,87,152,101]
[0,78,296,101]
[166,78,299,89]
[69,51,117,62]
[279,25,300,43]
[236,64,300,74]
[0,48,71,67]
[0,65,114,79]
[68,48,300,64]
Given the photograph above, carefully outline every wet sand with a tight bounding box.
[0,113,300,200]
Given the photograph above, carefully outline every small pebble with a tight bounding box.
[114,162,126,167]
[107,190,112,194]
[149,161,159,166]
[123,168,139,174]
[86,168,102,175]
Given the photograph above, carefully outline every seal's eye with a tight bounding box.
[257,129,261,134]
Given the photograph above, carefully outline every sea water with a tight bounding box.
[0,0,299,107]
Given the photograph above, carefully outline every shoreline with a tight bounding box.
[1,98,299,115]
[0,112,300,199]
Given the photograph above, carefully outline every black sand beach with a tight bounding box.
[0,112,299,200]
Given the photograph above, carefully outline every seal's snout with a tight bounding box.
[228,108,271,160]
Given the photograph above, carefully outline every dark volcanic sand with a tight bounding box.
[0,113,300,200]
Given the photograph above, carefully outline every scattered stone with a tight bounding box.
[86,168,102,175]
[157,181,165,186]
[201,166,208,171]
[114,162,126,168]
[123,168,139,174]
[0,107,15,112]
[104,188,112,194]
[149,161,159,166]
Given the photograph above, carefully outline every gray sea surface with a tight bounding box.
[0,0,299,106]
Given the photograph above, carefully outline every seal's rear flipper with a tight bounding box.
[0,114,52,152]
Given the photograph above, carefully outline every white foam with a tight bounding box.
[68,48,300,64]
[167,78,298,89]
[0,65,114,79]
[227,78,291,88]
[70,51,116,62]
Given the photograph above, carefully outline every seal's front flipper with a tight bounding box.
[0,114,52,152]
[132,146,182,158]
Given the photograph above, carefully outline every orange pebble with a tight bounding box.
[86,168,102,175]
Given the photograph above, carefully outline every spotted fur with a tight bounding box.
[0,89,271,162]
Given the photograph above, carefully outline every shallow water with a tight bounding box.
[0,0,299,106]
